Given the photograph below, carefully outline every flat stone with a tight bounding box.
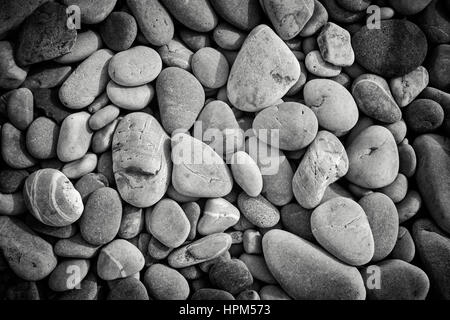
[346,126,399,189]
[100,11,137,52]
[108,46,162,87]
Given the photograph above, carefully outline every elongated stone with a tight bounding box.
[112,113,171,208]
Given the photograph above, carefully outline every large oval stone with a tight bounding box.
[227,25,300,112]
[413,134,450,233]
[156,67,205,134]
[352,20,428,78]
[112,113,171,208]
[262,230,366,300]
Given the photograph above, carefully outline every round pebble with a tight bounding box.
[304,79,358,135]
[79,187,122,246]
[404,99,445,133]
[253,102,318,150]
[143,263,190,300]
[146,198,190,248]
[346,126,399,189]
[108,46,162,87]
[237,193,280,228]
[97,239,145,281]
[100,12,137,52]
[26,117,59,160]
[192,47,229,89]
[305,50,342,77]
[107,81,154,111]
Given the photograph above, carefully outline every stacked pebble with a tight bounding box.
[0,0,449,301]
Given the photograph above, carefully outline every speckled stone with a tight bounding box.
[352,20,428,78]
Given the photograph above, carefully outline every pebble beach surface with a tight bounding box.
[0,0,449,301]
